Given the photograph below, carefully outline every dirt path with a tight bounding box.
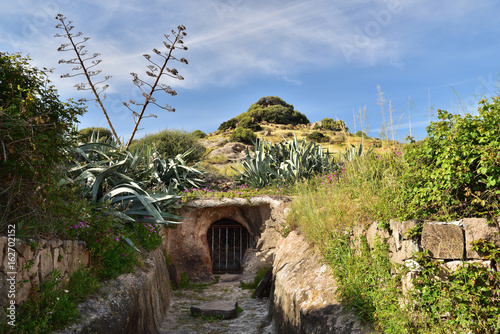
[159,274,275,334]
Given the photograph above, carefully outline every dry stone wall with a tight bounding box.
[0,236,90,306]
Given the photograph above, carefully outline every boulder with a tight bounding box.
[421,223,464,259]
[190,301,238,320]
[207,142,248,162]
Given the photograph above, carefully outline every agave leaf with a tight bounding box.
[123,236,141,252]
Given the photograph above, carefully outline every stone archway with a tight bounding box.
[207,219,252,273]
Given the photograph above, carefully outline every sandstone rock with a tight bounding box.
[190,301,238,320]
[443,260,493,272]
[208,142,248,162]
[57,248,171,334]
[462,218,500,259]
[421,223,464,259]
[254,268,272,298]
[168,264,182,288]
[366,221,390,249]
[271,231,371,334]
[390,240,420,264]
[389,219,402,250]
[401,220,422,240]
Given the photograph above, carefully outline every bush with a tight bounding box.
[230,128,256,145]
[321,118,348,132]
[355,131,369,139]
[131,128,206,164]
[218,117,238,132]
[191,129,207,139]
[78,127,112,143]
[401,100,500,219]
[218,96,309,131]
[307,131,329,143]
[238,116,263,132]
[0,52,85,234]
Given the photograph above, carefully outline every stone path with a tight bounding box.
[159,274,275,334]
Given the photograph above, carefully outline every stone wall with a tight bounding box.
[57,247,172,334]
[356,217,500,267]
[163,196,289,282]
[0,236,90,306]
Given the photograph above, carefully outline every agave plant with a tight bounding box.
[233,135,338,187]
[339,142,374,163]
[62,132,204,224]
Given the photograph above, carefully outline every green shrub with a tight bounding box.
[321,118,348,132]
[307,131,329,143]
[218,96,309,131]
[218,117,238,132]
[191,129,207,139]
[0,52,85,234]
[238,116,263,131]
[78,127,112,143]
[401,99,500,220]
[230,128,256,144]
[355,131,369,138]
[132,128,205,164]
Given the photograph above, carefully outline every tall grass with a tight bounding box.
[287,149,404,244]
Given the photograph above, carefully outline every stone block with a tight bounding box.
[389,219,402,250]
[401,220,422,240]
[421,223,464,259]
[366,221,390,249]
[443,260,492,272]
[37,247,54,282]
[167,264,181,288]
[190,301,238,320]
[462,218,500,259]
[390,240,420,264]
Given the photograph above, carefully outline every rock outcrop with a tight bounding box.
[270,231,370,334]
[56,247,171,334]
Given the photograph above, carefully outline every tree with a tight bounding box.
[55,14,188,150]
[0,52,85,232]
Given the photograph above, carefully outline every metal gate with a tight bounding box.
[207,219,252,273]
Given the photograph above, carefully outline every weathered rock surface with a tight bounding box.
[0,237,90,305]
[271,231,371,334]
[164,196,289,282]
[462,218,500,259]
[207,142,249,162]
[421,223,464,259]
[56,247,171,334]
[190,301,238,319]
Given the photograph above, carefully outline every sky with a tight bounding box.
[1,0,500,142]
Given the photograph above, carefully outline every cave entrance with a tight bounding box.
[208,219,252,273]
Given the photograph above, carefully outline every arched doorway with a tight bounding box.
[207,219,252,273]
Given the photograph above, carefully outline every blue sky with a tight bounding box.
[2,0,500,141]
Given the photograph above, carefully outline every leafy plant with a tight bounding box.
[191,129,207,139]
[321,117,348,131]
[401,99,500,219]
[307,131,328,143]
[0,52,86,234]
[233,136,338,188]
[130,128,206,164]
[339,142,373,163]
[78,127,113,143]
[230,127,257,144]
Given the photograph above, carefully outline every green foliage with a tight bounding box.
[63,140,196,225]
[325,235,408,332]
[241,267,271,290]
[321,117,348,131]
[191,129,207,139]
[218,96,309,131]
[233,136,337,188]
[355,130,369,138]
[238,116,263,131]
[307,131,329,143]
[0,52,86,233]
[401,100,500,219]
[410,250,500,333]
[218,117,238,131]
[78,127,112,143]
[131,128,206,164]
[340,142,374,163]
[1,270,79,334]
[230,127,257,144]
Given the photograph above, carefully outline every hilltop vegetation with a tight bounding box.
[218,96,310,132]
